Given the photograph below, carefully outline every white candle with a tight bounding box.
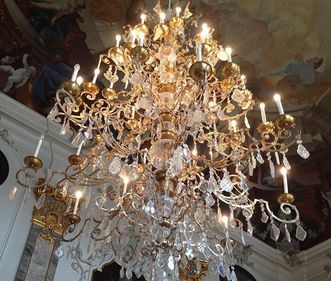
[71,64,80,82]
[132,106,135,119]
[160,12,166,24]
[140,14,146,25]
[280,167,288,193]
[222,215,228,229]
[34,134,44,158]
[131,30,138,44]
[123,176,129,195]
[230,120,237,132]
[73,190,82,214]
[273,93,284,115]
[225,47,232,63]
[175,7,181,17]
[92,68,100,84]
[115,34,121,48]
[197,44,202,61]
[259,102,267,122]
[200,31,207,44]
[138,32,145,47]
[76,140,84,156]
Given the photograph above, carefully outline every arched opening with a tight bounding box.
[0,150,9,185]
[220,266,257,281]
[92,262,146,281]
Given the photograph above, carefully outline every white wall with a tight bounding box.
[0,92,330,281]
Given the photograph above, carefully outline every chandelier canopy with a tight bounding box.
[17,3,310,281]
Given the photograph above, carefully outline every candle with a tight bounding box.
[76,76,83,86]
[34,134,44,158]
[201,23,210,34]
[259,102,267,122]
[73,190,83,214]
[140,13,146,25]
[92,68,100,84]
[131,30,138,44]
[115,34,121,47]
[175,7,181,17]
[160,12,166,24]
[273,93,284,115]
[222,215,228,229]
[192,142,198,157]
[131,106,136,119]
[200,31,207,44]
[71,64,80,82]
[230,120,237,132]
[225,47,232,63]
[280,167,288,193]
[76,140,84,156]
[138,32,145,47]
[123,176,129,195]
[197,44,202,61]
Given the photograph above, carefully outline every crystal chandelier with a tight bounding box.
[17,3,310,280]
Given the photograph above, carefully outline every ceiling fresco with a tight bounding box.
[0,0,330,263]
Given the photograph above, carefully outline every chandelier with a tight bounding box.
[17,3,310,281]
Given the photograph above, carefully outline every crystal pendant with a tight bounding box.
[218,262,226,278]
[205,193,215,206]
[108,157,122,175]
[208,174,217,192]
[47,105,58,121]
[270,223,280,241]
[84,126,93,140]
[247,221,253,236]
[60,119,70,135]
[71,131,84,147]
[256,152,264,164]
[8,186,17,200]
[295,224,307,241]
[220,173,233,192]
[269,159,275,178]
[120,268,125,279]
[168,255,175,270]
[126,268,133,279]
[275,151,280,165]
[251,153,256,169]
[35,193,46,209]
[230,268,238,281]
[144,200,155,215]
[244,115,250,129]
[241,230,246,245]
[261,212,269,223]
[54,244,64,259]
[282,154,291,170]
[225,238,233,254]
[284,224,291,243]
[297,143,310,159]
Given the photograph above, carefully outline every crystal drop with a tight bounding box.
[232,89,245,103]
[297,143,310,159]
[295,224,307,241]
[244,115,250,129]
[126,268,132,279]
[8,186,17,200]
[218,262,226,278]
[54,245,64,259]
[284,224,291,243]
[283,155,291,170]
[217,107,226,121]
[108,157,122,175]
[275,152,280,165]
[168,255,175,270]
[47,105,58,121]
[261,212,269,223]
[256,152,264,164]
[35,193,46,209]
[205,193,215,206]
[230,269,238,281]
[251,153,256,169]
[270,224,280,241]
[220,173,233,192]
[60,120,70,135]
[203,86,210,105]
[72,132,84,147]
[208,174,217,192]
[248,160,253,176]
[144,200,155,215]
[269,159,275,178]
[84,127,93,140]
[247,221,253,236]
[241,230,246,245]
[120,268,125,279]
[225,238,233,254]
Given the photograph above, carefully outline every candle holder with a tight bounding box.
[275,114,295,130]
[153,24,169,39]
[68,154,83,165]
[169,16,184,29]
[134,23,149,35]
[257,121,275,134]
[102,88,117,100]
[130,46,149,63]
[189,61,212,82]
[277,192,295,204]
[108,47,125,65]
[66,213,81,224]
[59,80,81,98]
[24,156,43,170]
[82,82,99,95]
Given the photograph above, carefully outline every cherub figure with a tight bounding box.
[0,54,36,93]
